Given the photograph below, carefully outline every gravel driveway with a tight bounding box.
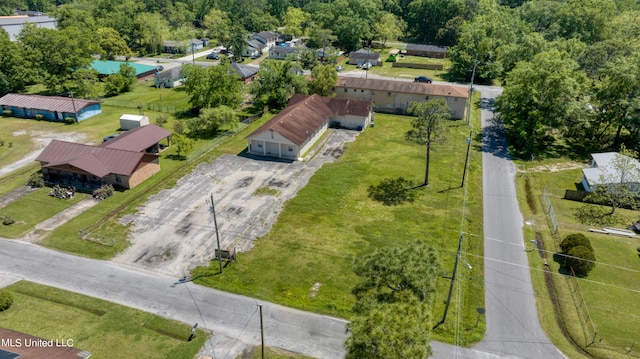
[115,129,358,276]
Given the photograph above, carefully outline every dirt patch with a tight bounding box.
[0,131,90,177]
[520,161,586,173]
[114,129,360,276]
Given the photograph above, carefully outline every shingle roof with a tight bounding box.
[246,39,266,49]
[406,43,447,53]
[248,94,371,146]
[254,31,277,42]
[335,77,469,98]
[36,140,144,177]
[0,93,99,113]
[100,124,171,152]
[247,94,335,146]
[349,49,380,60]
[156,66,183,80]
[231,63,259,79]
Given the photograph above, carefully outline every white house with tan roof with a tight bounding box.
[332,77,468,119]
[246,94,372,160]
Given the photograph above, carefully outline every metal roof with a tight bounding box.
[231,63,259,79]
[91,60,157,77]
[0,15,56,41]
[100,124,171,152]
[335,77,469,99]
[36,140,144,177]
[0,93,99,113]
[583,152,640,186]
[406,43,448,53]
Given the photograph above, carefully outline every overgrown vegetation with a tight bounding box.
[0,289,13,311]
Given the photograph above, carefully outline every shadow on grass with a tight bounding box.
[166,154,187,161]
[367,177,422,206]
[552,252,572,276]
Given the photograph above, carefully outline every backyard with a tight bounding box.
[515,161,640,359]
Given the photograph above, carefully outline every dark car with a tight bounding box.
[156,65,164,72]
[207,53,220,60]
[414,76,432,83]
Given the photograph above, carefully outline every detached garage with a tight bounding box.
[120,114,149,130]
[246,94,372,160]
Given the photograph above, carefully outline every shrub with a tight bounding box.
[0,289,14,311]
[2,109,12,116]
[566,245,596,277]
[26,172,44,187]
[93,184,114,200]
[560,233,593,253]
[524,176,537,214]
[35,113,44,120]
[2,216,15,225]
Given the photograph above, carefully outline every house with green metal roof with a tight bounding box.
[91,60,158,79]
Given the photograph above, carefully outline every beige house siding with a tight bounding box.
[298,121,329,157]
[334,86,466,119]
[248,131,299,159]
[332,113,372,130]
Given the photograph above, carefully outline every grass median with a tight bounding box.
[0,281,206,359]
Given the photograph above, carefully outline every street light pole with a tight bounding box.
[210,193,223,274]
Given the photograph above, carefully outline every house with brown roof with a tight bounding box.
[332,77,468,119]
[0,93,101,122]
[246,94,372,160]
[36,124,171,190]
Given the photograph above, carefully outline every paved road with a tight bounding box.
[472,86,566,359]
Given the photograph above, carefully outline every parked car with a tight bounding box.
[336,65,345,71]
[414,76,432,83]
[362,62,372,70]
[207,52,220,60]
[156,65,164,72]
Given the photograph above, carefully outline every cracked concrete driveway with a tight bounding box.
[115,129,358,276]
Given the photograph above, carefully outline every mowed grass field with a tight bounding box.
[193,110,486,345]
[514,163,640,359]
[0,281,206,359]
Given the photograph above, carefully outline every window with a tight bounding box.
[387,92,391,97]
[115,175,122,183]
[361,89,364,92]
[354,89,357,92]
[344,88,348,93]
[425,96,430,100]
[288,147,293,152]
[257,143,263,148]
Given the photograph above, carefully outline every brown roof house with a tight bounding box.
[35,124,171,190]
[332,77,468,119]
[246,94,372,160]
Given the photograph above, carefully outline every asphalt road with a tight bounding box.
[472,86,566,359]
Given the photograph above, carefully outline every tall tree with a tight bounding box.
[203,9,231,46]
[133,12,168,55]
[309,64,337,96]
[18,25,100,94]
[180,63,242,110]
[251,60,308,109]
[346,243,439,359]
[373,12,405,49]
[186,105,239,137]
[406,99,450,187]
[496,50,588,157]
[407,0,467,44]
[0,30,31,96]
[97,27,132,60]
[282,6,311,39]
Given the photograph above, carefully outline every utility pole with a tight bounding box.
[434,232,464,329]
[461,131,472,188]
[210,193,223,274]
[69,92,78,124]
[192,41,196,64]
[466,54,479,125]
[258,304,264,359]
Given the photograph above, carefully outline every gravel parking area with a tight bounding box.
[115,129,358,276]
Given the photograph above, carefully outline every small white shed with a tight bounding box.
[120,114,149,130]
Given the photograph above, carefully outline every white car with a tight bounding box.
[362,62,372,70]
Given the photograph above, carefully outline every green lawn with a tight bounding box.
[514,163,640,359]
[0,188,87,238]
[193,109,485,346]
[0,281,206,359]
